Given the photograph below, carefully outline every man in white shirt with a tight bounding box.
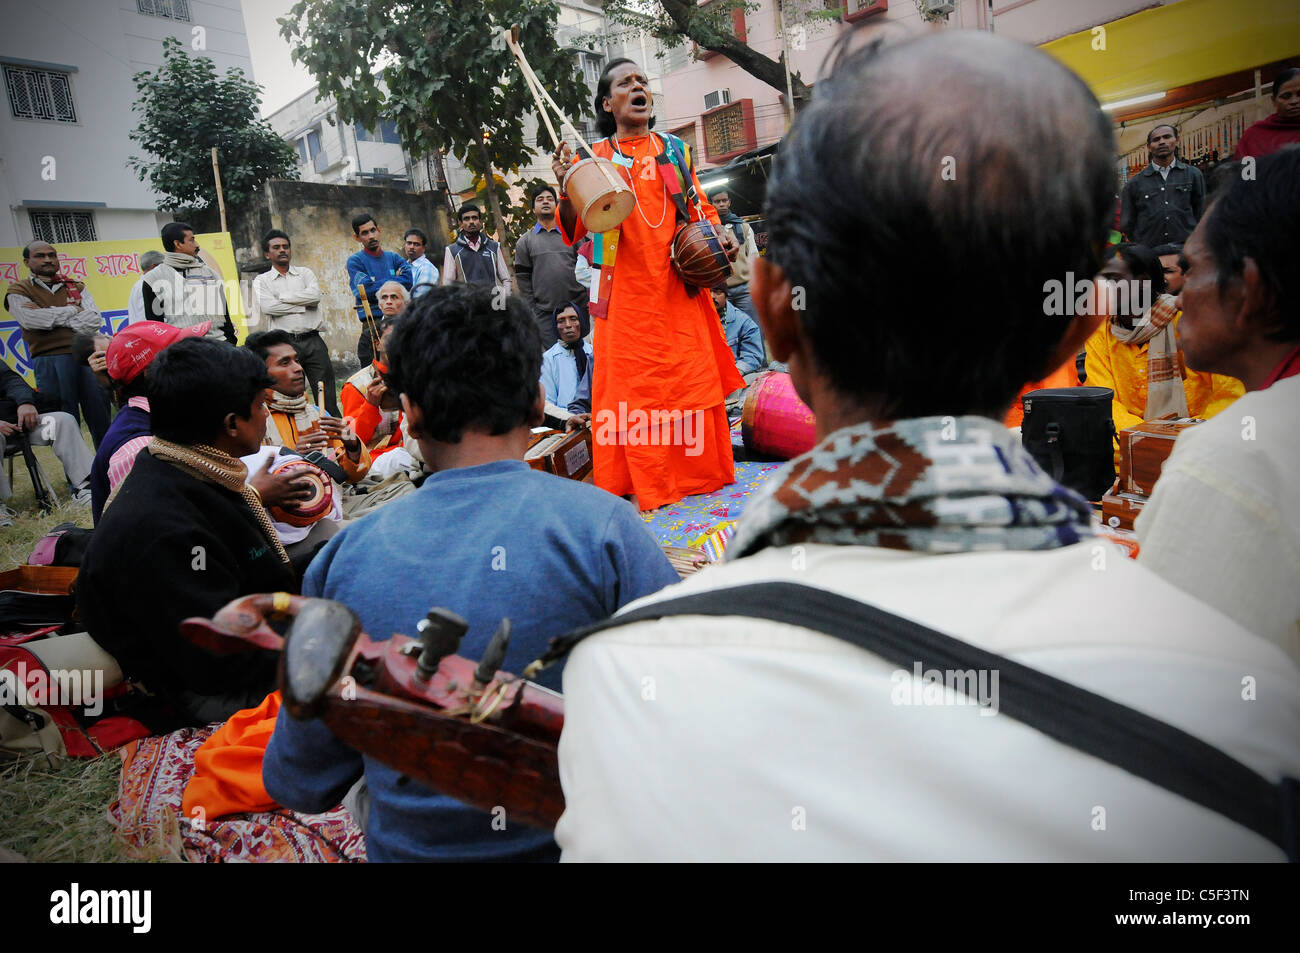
[404,228,439,299]
[252,229,337,416]
[126,250,165,324]
[3,240,111,445]
[1137,146,1300,665]
[555,31,1300,862]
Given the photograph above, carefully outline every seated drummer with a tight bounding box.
[245,329,371,484]
[339,314,416,480]
[262,284,679,862]
[539,301,593,413]
[78,339,297,729]
[1083,243,1243,464]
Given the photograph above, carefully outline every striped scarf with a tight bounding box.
[1107,293,1188,419]
[728,416,1094,559]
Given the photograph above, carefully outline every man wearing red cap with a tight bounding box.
[91,322,313,525]
[90,321,212,522]
[0,361,95,526]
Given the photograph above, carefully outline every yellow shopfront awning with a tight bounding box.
[1042,0,1300,107]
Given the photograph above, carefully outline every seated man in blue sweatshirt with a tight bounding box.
[346,211,412,366]
[539,302,593,414]
[262,284,680,862]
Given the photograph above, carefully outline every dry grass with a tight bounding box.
[0,752,148,862]
[1,440,93,572]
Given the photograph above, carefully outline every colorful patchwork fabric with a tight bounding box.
[729,416,1095,559]
[640,461,781,548]
[110,726,366,863]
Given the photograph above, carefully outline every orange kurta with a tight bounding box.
[562,134,744,510]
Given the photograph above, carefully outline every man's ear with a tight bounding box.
[751,257,800,363]
[1237,257,1278,337]
[221,411,240,439]
[529,383,546,428]
[400,393,425,440]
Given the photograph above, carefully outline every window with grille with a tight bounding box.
[703,101,751,160]
[137,0,192,22]
[28,210,97,244]
[4,65,76,123]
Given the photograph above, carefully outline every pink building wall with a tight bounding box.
[661,0,1176,170]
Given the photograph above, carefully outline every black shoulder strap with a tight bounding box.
[538,580,1297,859]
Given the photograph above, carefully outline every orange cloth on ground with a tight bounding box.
[340,373,404,459]
[1003,356,1081,428]
[561,134,744,510]
[181,690,281,820]
[1083,314,1244,465]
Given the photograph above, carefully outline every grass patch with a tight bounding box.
[0,752,151,862]
[2,438,93,572]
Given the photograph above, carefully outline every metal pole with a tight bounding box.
[776,0,796,126]
[211,147,228,234]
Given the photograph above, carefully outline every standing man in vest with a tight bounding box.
[4,240,111,446]
[710,188,761,323]
[347,211,412,367]
[142,222,237,343]
[515,186,585,350]
[253,229,337,416]
[127,250,165,324]
[440,205,511,293]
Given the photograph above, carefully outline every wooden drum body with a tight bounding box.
[564,158,634,234]
[741,372,817,461]
[671,221,733,288]
[268,459,335,527]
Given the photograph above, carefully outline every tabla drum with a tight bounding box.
[564,157,635,233]
[267,459,335,527]
[741,372,817,461]
[671,221,733,288]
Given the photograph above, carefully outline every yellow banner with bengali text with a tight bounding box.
[1,232,246,385]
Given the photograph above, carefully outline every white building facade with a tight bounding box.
[0,0,254,247]
[265,87,414,190]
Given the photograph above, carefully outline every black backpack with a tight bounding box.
[1020,386,1116,500]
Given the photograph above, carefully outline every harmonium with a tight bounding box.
[525,426,594,482]
[1100,418,1202,530]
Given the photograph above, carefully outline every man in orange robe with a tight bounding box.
[554,61,743,511]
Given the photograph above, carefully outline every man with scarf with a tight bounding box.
[245,330,370,485]
[554,31,1300,861]
[439,204,511,293]
[1083,243,1242,465]
[539,302,593,414]
[710,188,761,322]
[78,339,296,729]
[142,222,236,343]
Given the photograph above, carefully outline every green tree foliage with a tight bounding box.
[607,0,840,110]
[128,37,298,212]
[279,0,592,249]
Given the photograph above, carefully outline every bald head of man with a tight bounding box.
[753,30,1115,424]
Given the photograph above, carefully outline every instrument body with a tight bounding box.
[267,459,334,527]
[670,221,733,289]
[564,158,635,234]
[1102,417,1201,530]
[525,427,593,482]
[741,372,817,461]
[180,594,566,831]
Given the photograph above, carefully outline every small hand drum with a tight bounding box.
[671,221,733,289]
[268,459,334,527]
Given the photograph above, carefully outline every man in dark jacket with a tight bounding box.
[0,362,94,524]
[1120,124,1206,246]
[78,339,297,728]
